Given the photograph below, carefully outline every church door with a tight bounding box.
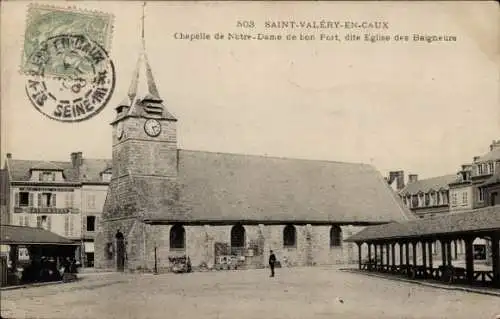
[116,231,125,272]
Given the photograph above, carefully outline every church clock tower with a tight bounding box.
[110,4,178,179]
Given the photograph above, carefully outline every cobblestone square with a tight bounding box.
[2,267,499,319]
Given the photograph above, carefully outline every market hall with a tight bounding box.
[346,206,500,288]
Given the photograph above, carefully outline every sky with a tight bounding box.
[1,1,499,180]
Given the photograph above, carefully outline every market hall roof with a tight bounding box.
[345,205,500,243]
[104,149,414,224]
[0,225,79,245]
[399,174,458,196]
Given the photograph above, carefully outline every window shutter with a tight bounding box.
[52,194,57,207]
[28,193,34,207]
[65,193,69,208]
[95,217,99,231]
[37,216,42,228]
[15,192,19,207]
[51,172,55,181]
[64,216,69,236]
[47,216,52,231]
[69,216,74,235]
[38,193,42,207]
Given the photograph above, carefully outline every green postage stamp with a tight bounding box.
[21,4,114,73]
[22,4,116,122]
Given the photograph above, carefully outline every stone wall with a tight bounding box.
[96,222,397,272]
[112,117,177,179]
[94,217,142,270]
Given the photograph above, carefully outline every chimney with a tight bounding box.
[408,174,418,183]
[70,152,83,168]
[473,156,480,162]
[6,153,11,159]
[388,170,405,190]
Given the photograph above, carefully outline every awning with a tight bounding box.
[0,225,79,246]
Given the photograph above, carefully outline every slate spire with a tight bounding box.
[123,2,175,120]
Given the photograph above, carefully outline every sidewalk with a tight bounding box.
[1,270,118,291]
[0,280,65,291]
[341,268,500,297]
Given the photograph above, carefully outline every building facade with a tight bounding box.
[448,164,474,213]
[3,153,111,267]
[446,141,500,263]
[470,140,500,209]
[398,174,456,219]
[94,29,413,273]
[395,140,500,262]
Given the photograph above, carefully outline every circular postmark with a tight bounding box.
[24,34,115,122]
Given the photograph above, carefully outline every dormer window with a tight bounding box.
[100,167,112,182]
[39,171,55,182]
[102,173,112,182]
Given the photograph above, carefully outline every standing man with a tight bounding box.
[269,250,276,277]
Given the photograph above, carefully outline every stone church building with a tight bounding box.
[95,33,413,272]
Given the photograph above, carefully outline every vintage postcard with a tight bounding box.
[0,1,499,319]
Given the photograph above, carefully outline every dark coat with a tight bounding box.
[269,253,276,265]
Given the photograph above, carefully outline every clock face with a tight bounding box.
[144,119,161,137]
[117,122,124,140]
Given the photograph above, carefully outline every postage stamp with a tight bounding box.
[21,4,115,122]
[21,4,114,73]
[24,34,116,122]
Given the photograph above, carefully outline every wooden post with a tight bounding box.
[491,234,500,288]
[465,237,474,283]
[367,243,372,263]
[454,240,458,260]
[154,245,158,275]
[358,242,362,270]
[421,241,427,275]
[428,241,433,275]
[412,242,417,266]
[441,240,447,267]
[405,242,410,265]
[386,243,390,271]
[381,244,385,270]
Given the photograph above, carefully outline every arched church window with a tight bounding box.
[283,225,296,247]
[230,224,245,248]
[170,224,186,249]
[330,225,342,247]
